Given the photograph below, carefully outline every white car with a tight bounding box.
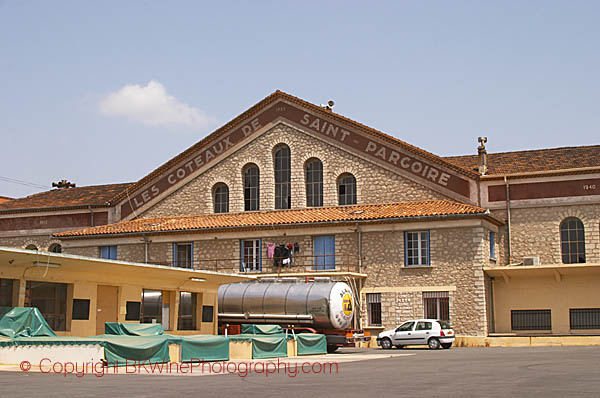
[376,319,455,350]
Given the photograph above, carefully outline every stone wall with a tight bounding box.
[360,226,490,336]
[64,246,98,257]
[494,203,600,265]
[141,123,450,218]
[0,234,63,252]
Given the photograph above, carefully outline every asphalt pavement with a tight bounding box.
[2,346,600,397]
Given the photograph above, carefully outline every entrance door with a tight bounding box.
[96,285,119,335]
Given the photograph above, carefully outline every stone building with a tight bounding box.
[1,90,599,337]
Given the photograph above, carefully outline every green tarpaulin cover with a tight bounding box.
[97,335,170,366]
[104,322,165,336]
[296,333,327,355]
[179,335,229,362]
[0,307,57,338]
[241,324,284,335]
[251,336,287,359]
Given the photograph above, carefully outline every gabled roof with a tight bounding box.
[55,200,498,238]
[110,90,478,204]
[0,183,133,213]
[444,145,600,177]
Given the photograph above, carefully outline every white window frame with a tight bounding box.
[404,231,430,266]
[241,239,262,272]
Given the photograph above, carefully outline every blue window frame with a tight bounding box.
[173,242,193,269]
[404,231,430,266]
[100,246,117,260]
[314,235,335,270]
[490,232,496,259]
[240,239,262,272]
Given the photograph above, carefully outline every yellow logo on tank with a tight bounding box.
[342,293,353,316]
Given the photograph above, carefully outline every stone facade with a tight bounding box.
[141,124,451,218]
[61,223,493,336]
[0,234,61,252]
[490,203,600,266]
[360,225,490,336]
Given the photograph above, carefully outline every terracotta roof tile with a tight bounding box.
[55,200,492,238]
[0,183,133,212]
[444,145,600,176]
[0,196,12,204]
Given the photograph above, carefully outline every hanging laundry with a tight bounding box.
[266,242,275,259]
[273,245,283,267]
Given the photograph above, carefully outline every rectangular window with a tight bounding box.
[366,293,382,326]
[0,278,14,307]
[240,239,262,271]
[314,235,335,270]
[173,243,193,269]
[178,292,197,330]
[202,305,214,323]
[25,281,67,331]
[405,231,430,266]
[423,291,449,321]
[100,246,118,260]
[490,232,496,259]
[72,299,90,320]
[570,308,600,329]
[141,289,162,324]
[125,301,141,321]
[511,310,552,331]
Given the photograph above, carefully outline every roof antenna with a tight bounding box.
[321,100,335,111]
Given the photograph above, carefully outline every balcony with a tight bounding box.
[193,253,362,276]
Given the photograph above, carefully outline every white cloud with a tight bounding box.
[99,80,217,130]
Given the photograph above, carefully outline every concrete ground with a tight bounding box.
[2,346,600,397]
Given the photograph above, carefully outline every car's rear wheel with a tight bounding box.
[428,337,441,350]
[441,343,452,349]
[381,337,392,349]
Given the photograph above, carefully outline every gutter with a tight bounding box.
[55,211,503,240]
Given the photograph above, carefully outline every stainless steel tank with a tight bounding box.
[218,281,354,329]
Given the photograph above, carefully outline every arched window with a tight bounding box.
[338,173,357,205]
[213,183,229,213]
[305,158,323,207]
[25,244,38,251]
[243,164,260,211]
[48,243,62,253]
[274,145,291,209]
[560,217,586,264]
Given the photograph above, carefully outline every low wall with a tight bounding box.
[455,335,600,347]
[0,344,104,366]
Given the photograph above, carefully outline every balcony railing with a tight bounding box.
[193,253,360,274]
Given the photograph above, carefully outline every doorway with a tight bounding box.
[96,285,119,335]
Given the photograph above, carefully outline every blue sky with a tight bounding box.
[1,1,599,198]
